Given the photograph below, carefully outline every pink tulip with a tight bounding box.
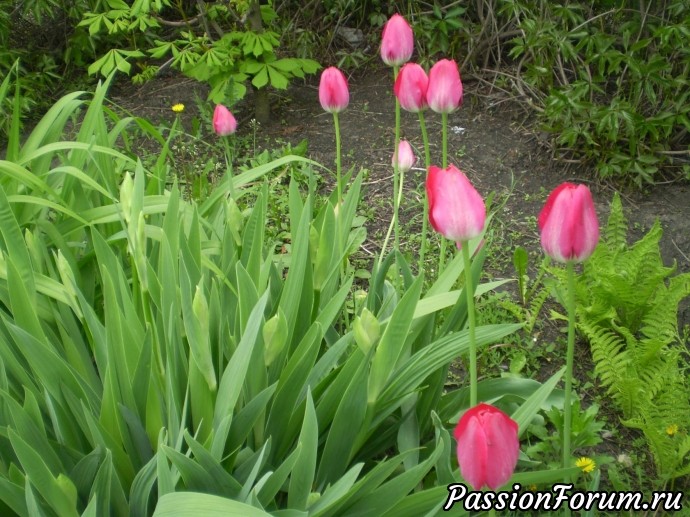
[319,67,349,113]
[393,140,416,172]
[454,403,519,491]
[394,63,428,112]
[427,59,463,113]
[426,164,485,243]
[380,14,414,67]
[213,104,237,136]
[538,182,600,262]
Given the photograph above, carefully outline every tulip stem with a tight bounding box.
[439,112,449,272]
[393,66,401,253]
[461,242,477,407]
[222,137,235,199]
[442,112,448,169]
[563,261,576,480]
[333,112,342,203]
[418,111,431,274]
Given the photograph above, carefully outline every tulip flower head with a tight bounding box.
[213,104,237,136]
[426,164,485,244]
[319,67,349,113]
[393,140,416,172]
[394,63,428,112]
[454,403,519,490]
[538,182,600,263]
[380,14,414,67]
[427,59,463,113]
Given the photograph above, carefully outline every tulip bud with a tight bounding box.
[226,197,243,246]
[192,283,216,390]
[392,140,416,173]
[454,403,519,490]
[538,182,600,263]
[380,14,414,67]
[426,164,485,243]
[319,67,349,113]
[354,308,380,354]
[120,172,133,224]
[427,59,463,114]
[213,104,237,136]
[394,63,428,112]
[263,310,288,367]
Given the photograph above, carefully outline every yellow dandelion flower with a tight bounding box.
[575,457,596,473]
[529,484,537,491]
[666,424,679,436]
[171,103,185,113]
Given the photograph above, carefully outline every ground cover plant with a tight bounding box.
[1,4,689,517]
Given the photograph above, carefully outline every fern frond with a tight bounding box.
[604,192,627,249]
[579,320,635,410]
[641,273,690,343]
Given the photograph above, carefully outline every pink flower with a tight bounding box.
[427,59,463,114]
[426,164,485,243]
[394,63,428,112]
[393,140,416,172]
[454,403,519,490]
[538,183,600,262]
[213,105,237,136]
[319,67,349,113]
[381,14,414,67]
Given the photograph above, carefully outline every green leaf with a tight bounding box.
[317,349,369,486]
[368,276,423,403]
[9,429,79,517]
[153,492,272,516]
[213,293,268,428]
[288,391,318,509]
[511,366,565,437]
[252,67,269,89]
[267,66,289,89]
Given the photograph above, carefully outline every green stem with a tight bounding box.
[439,112,449,272]
[222,137,235,199]
[418,111,431,274]
[333,112,342,203]
[563,261,576,479]
[461,242,477,407]
[393,66,401,253]
[442,112,448,168]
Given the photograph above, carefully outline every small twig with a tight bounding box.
[672,239,690,263]
[154,15,202,27]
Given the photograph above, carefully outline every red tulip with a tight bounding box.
[394,63,428,112]
[427,59,463,114]
[426,164,485,243]
[538,182,600,262]
[381,14,414,67]
[393,140,416,172]
[454,403,519,490]
[213,104,237,136]
[319,67,349,113]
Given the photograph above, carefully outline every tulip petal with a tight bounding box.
[427,165,485,242]
[427,59,463,113]
[381,14,414,66]
[319,67,349,113]
[454,403,519,491]
[482,410,519,490]
[213,104,237,136]
[539,183,599,262]
[394,63,428,112]
[455,413,489,490]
